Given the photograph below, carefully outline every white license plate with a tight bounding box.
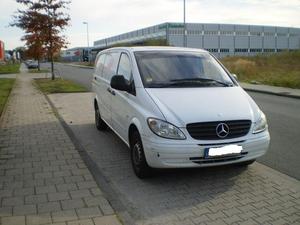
[205,145,243,158]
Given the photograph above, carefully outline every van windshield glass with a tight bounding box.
[134,51,234,88]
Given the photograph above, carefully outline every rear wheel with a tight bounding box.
[130,131,152,178]
[95,106,107,131]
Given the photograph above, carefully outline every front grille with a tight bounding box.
[186,120,251,140]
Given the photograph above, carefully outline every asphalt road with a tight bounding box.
[49,63,300,180]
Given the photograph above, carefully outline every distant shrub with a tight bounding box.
[221,51,300,88]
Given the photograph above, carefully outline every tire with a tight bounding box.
[130,131,152,178]
[236,159,256,167]
[95,106,107,131]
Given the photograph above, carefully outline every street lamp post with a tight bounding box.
[83,22,90,63]
[183,0,187,47]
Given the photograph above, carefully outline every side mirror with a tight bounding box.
[231,73,238,81]
[110,75,130,92]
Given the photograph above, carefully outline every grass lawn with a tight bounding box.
[0,63,20,74]
[35,78,87,94]
[0,78,15,116]
[29,69,49,73]
[221,51,300,89]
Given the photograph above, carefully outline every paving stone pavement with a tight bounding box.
[0,74,121,225]
[49,92,300,225]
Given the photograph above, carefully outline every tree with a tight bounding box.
[11,7,45,69]
[11,0,70,79]
[23,34,46,70]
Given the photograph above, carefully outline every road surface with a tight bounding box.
[47,63,300,180]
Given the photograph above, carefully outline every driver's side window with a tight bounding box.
[117,53,132,81]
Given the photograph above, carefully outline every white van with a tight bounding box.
[92,47,270,178]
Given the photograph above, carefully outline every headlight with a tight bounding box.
[253,111,268,134]
[147,118,186,140]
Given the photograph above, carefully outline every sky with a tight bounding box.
[1,0,300,50]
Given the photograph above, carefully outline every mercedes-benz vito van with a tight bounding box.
[92,47,270,178]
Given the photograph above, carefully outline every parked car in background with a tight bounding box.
[92,46,270,178]
[26,60,38,69]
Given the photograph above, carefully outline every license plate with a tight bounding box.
[204,145,243,158]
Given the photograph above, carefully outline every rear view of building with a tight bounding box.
[93,22,300,58]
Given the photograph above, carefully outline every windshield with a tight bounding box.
[134,51,234,88]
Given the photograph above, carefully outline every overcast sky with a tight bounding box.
[1,0,300,50]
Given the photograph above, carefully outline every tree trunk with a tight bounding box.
[38,59,40,71]
[51,55,54,80]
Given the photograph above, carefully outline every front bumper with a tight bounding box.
[142,131,270,168]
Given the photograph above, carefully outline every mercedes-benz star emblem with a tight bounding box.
[216,123,229,138]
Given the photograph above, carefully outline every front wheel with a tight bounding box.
[95,107,107,131]
[130,131,152,178]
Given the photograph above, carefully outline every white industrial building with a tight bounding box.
[93,22,300,58]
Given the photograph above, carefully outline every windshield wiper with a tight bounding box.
[147,82,196,88]
[170,78,233,87]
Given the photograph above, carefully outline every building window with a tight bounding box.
[220,48,230,53]
[170,29,184,35]
[220,31,234,36]
[277,33,287,37]
[204,31,218,35]
[205,48,218,53]
[250,32,262,36]
[235,31,248,36]
[187,30,194,35]
[290,33,299,37]
[234,48,248,53]
[264,32,275,36]
[277,49,288,52]
[250,49,262,52]
[187,30,202,35]
[264,49,275,52]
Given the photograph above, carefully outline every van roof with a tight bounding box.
[104,46,208,53]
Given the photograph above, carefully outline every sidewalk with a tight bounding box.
[0,74,121,225]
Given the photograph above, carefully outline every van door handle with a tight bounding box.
[107,87,115,96]
[94,77,97,80]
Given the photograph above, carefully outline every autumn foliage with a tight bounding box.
[11,0,70,79]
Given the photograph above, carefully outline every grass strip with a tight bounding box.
[35,78,87,94]
[0,78,15,116]
[0,63,20,74]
